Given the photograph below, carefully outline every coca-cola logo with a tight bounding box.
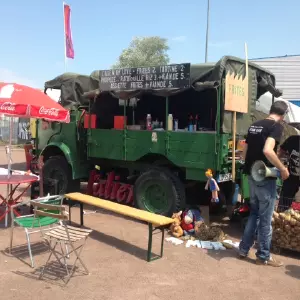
[39,106,59,117]
[0,102,16,111]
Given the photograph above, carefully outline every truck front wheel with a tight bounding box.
[134,168,185,217]
[42,156,80,195]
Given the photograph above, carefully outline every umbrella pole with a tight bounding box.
[38,156,44,197]
[6,117,13,179]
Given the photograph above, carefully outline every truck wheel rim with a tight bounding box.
[142,182,169,213]
[47,169,66,193]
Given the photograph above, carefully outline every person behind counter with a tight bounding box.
[278,135,300,209]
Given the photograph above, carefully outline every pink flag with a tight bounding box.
[64,3,74,59]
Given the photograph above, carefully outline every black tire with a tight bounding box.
[42,156,80,196]
[134,167,185,217]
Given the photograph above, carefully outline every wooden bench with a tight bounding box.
[64,192,174,262]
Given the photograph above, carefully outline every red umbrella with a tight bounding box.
[0,82,70,123]
[0,82,70,180]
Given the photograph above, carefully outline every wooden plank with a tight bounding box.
[34,209,67,220]
[66,225,92,233]
[232,111,237,181]
[45,230,79,242]
[54,227,88,239]
[31,201,65,212]
[55,226,90,237]
[65,193,174,227]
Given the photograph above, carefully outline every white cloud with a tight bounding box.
[208,41,233,48]
[0,68,39,88]
[171,36,187,42]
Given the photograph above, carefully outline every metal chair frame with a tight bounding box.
[32,201,92,284]
[9,194,65,268]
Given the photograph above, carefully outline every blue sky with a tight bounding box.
[0,0,299,88]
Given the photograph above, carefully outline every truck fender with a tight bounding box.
[40,142,74,168]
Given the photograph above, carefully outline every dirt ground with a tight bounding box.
[0,147,300,300]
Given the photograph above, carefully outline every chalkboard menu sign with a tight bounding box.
[99,63,191,91]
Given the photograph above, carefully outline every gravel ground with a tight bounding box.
[0,147,299,300]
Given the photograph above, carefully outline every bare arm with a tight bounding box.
[263,137,286,171]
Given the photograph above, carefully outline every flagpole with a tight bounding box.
[205,0,210,62]
[63,1,67,72]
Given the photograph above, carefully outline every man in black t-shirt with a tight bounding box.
[278,135,300,208]
[239,100,289,267]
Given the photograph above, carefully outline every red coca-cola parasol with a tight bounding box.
[0,82,70,178]
[0,82,70,122]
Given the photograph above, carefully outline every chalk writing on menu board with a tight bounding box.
[99,63,191,91]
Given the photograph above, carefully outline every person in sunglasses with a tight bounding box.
[239,100,289,267]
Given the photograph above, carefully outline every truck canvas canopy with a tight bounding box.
[44,72,99,108]
[91,56,281,135]
[44,56,281,135]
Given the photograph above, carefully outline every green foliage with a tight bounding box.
[112,36,170,68]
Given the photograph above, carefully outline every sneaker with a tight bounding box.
[256,256,283,267]
[238,252,247,259]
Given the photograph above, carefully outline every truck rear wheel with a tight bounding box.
[134,168,185,217]
[42,156,80,195]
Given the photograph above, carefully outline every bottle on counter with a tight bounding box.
[168,114,173,131]
[152,119,158,129]
[188,114,194,132]
[146,114,152,130]
[174,118,178,131]
[194,114,199,131]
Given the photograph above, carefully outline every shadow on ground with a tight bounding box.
[13,261,83,287]
[205,247,257,265]
[285,265,300,279]
[2,241,49,268]
[88,229,150,261]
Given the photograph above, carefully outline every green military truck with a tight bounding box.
[35,56,282,216]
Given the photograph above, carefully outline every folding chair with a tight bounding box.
[9,194,64,268]
[31,201,92,284]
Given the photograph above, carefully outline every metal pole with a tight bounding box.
[205,0,210,62]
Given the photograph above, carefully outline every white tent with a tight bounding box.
[45,89,61,102]
[256,92,300,123]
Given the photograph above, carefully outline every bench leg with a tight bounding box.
[67,200,84,227]
[80,203,84,226]
[147,224,165,262]
[68,202,72,225]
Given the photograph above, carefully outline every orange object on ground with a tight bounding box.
[114,116,126,129]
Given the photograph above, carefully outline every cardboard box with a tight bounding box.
[84,114,96,129]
